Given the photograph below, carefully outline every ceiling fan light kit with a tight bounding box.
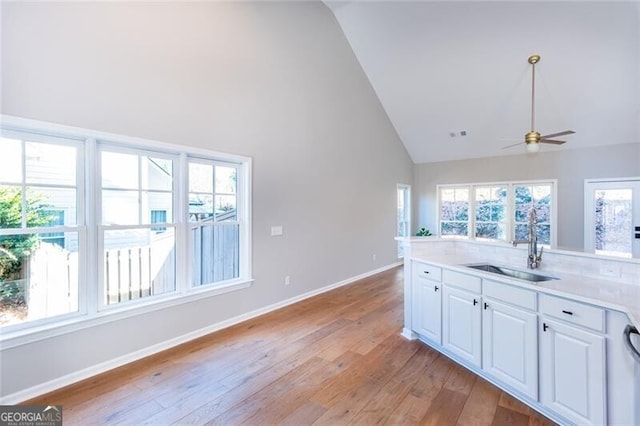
[502,54,576,153]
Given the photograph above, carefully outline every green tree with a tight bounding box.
[0,187,53,304]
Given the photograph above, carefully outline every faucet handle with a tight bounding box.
[537,246,544,261]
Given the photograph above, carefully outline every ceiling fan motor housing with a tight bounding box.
[525,131,541,144]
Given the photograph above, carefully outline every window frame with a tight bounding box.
[0,115,252,343]
[436,180,557,248]
[396,184,411,259]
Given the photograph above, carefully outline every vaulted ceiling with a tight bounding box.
[325,1,640,163]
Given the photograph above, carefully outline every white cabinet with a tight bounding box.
[539,317,606,425]
[482,298,538,399]
[412,262,442,344]
[442,285,482,367]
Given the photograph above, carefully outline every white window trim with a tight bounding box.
[436,179,558,248]
[0,114,253,346]
[397,184,411,259]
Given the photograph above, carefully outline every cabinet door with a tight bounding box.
[539,318,606,425]
[412,275,442,344]
[442,285,481,367]
[482,299,538,399]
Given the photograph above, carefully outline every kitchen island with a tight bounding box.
[400,237,640,426]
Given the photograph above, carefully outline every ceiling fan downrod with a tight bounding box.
[527,54,541,144]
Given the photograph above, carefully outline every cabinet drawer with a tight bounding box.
[483,279,536,311]
[443,269,481,293]
[412,261,442,281]
[539,294,605,333]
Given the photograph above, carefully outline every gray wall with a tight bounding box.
[414,143,640,251]
[0,2,413,398]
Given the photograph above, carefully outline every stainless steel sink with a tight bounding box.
[465,264,557,282]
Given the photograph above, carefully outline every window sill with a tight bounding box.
[0,278,254,350]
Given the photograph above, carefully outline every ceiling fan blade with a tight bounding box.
[540,130,575,139]
[540,139,566,145]
[501,142,523,150]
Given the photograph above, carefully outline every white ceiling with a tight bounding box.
[325,1,640,163]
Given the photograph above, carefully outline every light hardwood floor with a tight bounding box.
[27,266,556,425]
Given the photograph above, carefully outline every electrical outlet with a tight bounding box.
[284,275,290,285]
[372,254,376,261]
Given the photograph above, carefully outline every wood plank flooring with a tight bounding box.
[27,266,556,425]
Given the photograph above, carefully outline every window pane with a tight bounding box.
[142,192,173,224]
[26,187,76,226]
[476,223,506,240]
[594,189,632,257]
[102,152,138,189]
[191,224,239,286]
[475,186,507,241]
[189,193,214,222]
[0,138,22,183]
[514,186,532,222]
[515,183,552,245]
[215,166,236,194]
[441,222,468,236]
[142,157,173,191]
[216,195,236,221]
[26,142,76,186]
[189,163,213,193]
[0,186,23,229]
[103,228,176,305]
[515,223,529,242]
[0,232,79,326]
[102,190,139,225]
[441,188,469,222]
[536,224,551,246]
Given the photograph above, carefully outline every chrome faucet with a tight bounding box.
[512,207,543,269]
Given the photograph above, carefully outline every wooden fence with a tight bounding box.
[104,232,176,304]
[24,242,78,321]
[3,225,239,320]
[191,224,239,286]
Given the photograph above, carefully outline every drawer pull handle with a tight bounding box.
[484,302,489,310]
[424,271,430,274]
[434,285,439,292]
[473,299,478,306]
[562,310,573,315]
[543,323,549,332]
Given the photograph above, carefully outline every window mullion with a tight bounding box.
[85,138,99,315]
[20,140,27,228]
[177,153,189,293]
[469,185,475,240]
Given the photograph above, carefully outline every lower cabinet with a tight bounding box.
[482,298,538,399]
[413,274,442,344]
[442,285,482,367]
[539,317,606,426]
[410,263,619,425]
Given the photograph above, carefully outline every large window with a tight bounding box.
[100,149,177,305]
[188,160,240,285]
[437,181,556,247]
[0,117,251,333]
[439,187,469,237]
[0,133,82,327]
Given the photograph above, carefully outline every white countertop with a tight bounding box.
[410,253,640,331]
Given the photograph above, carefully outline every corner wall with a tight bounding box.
[0,2,413,399]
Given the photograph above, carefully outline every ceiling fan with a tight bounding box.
[502,54,575,153]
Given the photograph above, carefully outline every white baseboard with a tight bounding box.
[1,262,402,405]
